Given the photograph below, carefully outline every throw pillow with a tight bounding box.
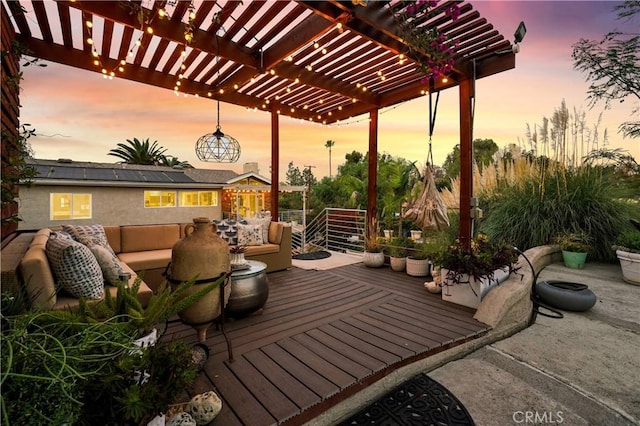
[246,217,270,243]
[213,219,248,246]
[62,224,116,254]
[88,244,125,286]
[237,223,263,246]
[46,232,104,299]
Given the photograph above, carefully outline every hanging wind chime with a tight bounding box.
[195,99,241,163]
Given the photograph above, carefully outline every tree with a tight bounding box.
[442,139,499,178]
[160,156,193,168]
[108,138,167,165]
[324,140,335,178]
[572,1,640,138]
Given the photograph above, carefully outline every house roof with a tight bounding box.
[5,0,516,125]
[26,158,238,186]
[226,171,271,185]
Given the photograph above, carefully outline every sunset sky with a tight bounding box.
[18,1,639,181]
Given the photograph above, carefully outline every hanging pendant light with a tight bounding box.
[195,99,241,163]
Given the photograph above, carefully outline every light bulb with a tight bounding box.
[86,21,92,28]
[87,38,93,45]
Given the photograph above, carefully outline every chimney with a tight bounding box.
[243,162,259,174]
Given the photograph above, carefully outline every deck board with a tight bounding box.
[165,263,491,425]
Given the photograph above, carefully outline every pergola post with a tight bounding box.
[270,109,279,220]
[459,78,474,247]
[367,108,379,239]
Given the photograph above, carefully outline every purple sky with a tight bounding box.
[19,1,639,180]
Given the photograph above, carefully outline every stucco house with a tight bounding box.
[18,159,274,230]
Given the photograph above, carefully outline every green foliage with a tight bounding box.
[108,138,168,165]
[442,139,499,179]
[572,2,640,138]
[554,232,591,253]
[479,164,633,261]
[81,340,198,425]
[79,275,224,336]
[1,310,135,425]
[384,237,414,257]
[614,229,640,253]
[433,232,518,283]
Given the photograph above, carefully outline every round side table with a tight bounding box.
[227,260,269,317]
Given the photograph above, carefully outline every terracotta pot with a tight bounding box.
[170,217,230,341]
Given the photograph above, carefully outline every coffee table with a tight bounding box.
[227,260,269,317]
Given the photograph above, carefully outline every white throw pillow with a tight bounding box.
[246,217,270,243]
[46,232,104,299]
[237,223,263,246]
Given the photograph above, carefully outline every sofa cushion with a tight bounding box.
[121,224,180,253]
[117,249,172,272]
[88,244,125,286]
[62,224,116,254]
[103,226,121,253]
[19,241,57,310]
[237,223,263,246]
[244,243,280,256]
[46,232,104,300]
[268,222,285,244]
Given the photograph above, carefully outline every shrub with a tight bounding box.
[479,163,633,261]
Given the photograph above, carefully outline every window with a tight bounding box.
[179,191,218,207]
[144,191,176,208]
[51,193,92,220]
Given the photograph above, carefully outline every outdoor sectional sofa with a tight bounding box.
[5,221,291,311]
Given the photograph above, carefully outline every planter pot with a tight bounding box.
[406,257,430,277]
[441,267,510,309]
[363,251,385,268]
[383,229,394,239]
[389,256,406,272]
[562,250,588,269]
[410,230,422,241]
[616,249,640,285]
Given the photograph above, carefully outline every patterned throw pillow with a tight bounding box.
[213,219,248,246]
[237,223,263,246]
[88,244,125,286]
[246,217,270,243]
[62,224,115,254]
[46,232,104,299]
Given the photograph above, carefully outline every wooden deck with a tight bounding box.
[163,263,491,425]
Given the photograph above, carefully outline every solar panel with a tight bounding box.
[32,165,52,178]
[85,169,117,181]
[116,169,144,181]
[165,172,195,183]
[140,170,172,182]
[51,166,85,179]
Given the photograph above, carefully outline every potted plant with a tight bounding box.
[387,237,412,272]
[79,275,223,341]
[554,232,590,269]
[76,276,222,424]
[406,240,435,277]
[363,219,385,268]
[434,233,518,308]
[613,228,640,285]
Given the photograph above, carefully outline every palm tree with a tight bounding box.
[324,140,335,178]
[108,138,167,165]
[160,156,193,168]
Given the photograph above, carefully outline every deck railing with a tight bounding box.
[285,208,366,254]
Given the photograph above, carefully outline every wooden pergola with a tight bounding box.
[2,0,517,243]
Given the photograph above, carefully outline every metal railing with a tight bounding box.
[287,208,366,254]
